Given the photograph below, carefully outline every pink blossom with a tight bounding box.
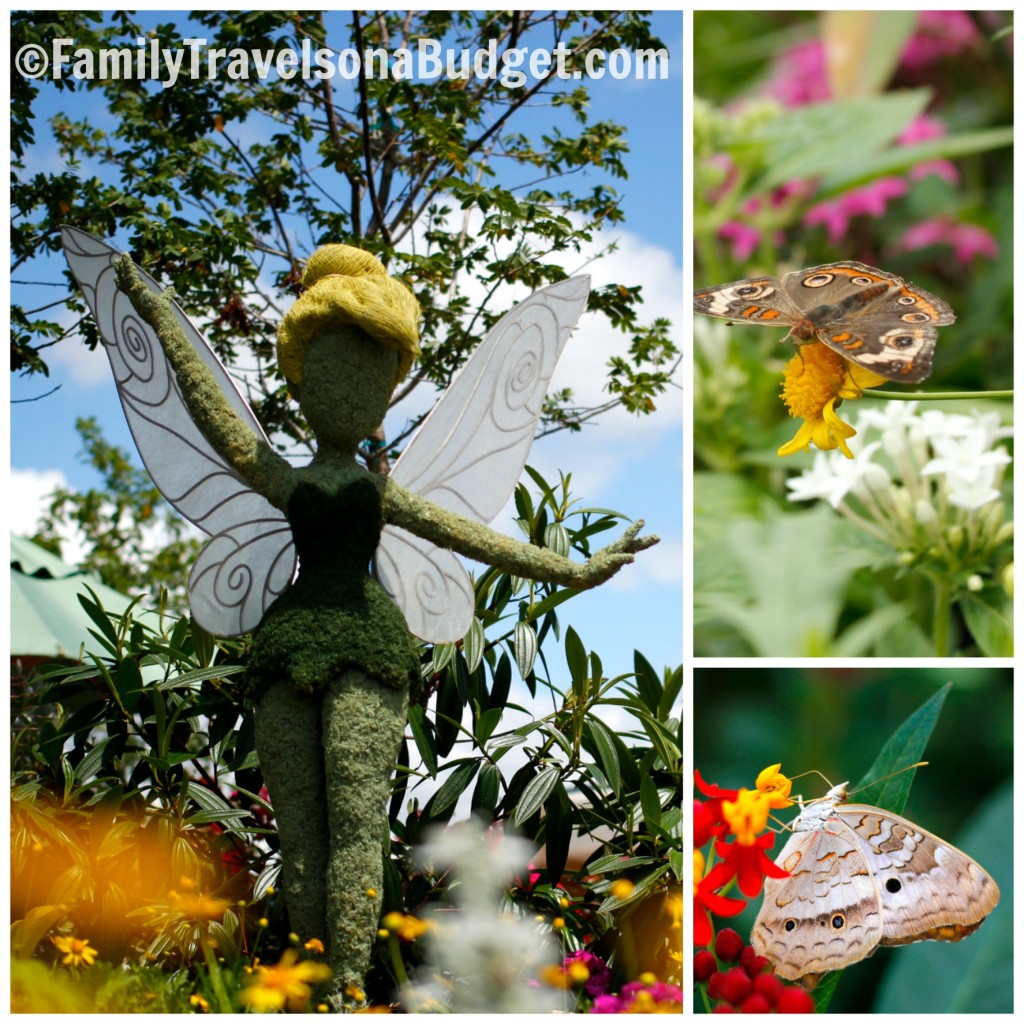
[563,950,612,997]
[899,114,959,185]
[764,41,830,107]
[718,221,762,262]
[803,178,908,244]
[901,218,999,266]
[901,11,980,71]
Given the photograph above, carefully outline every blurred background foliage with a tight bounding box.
[693,667,1013,1013]
[692,10,1013,657]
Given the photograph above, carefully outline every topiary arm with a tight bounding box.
[113,253,293,509]
[382,477,658,589]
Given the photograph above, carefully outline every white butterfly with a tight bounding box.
[751,781,1000,984]
[61,227,590,643]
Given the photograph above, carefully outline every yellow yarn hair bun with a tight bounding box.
[278,244,421,388]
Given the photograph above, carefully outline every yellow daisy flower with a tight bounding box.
[52,934,98,968]
[777,343,887,459]
[239,949,332,1013]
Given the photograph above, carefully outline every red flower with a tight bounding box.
[694,852,746,948]
[713,832,789,899]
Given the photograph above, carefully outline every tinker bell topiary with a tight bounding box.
[61,228,658,998]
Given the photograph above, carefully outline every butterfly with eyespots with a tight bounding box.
[694,261,955,383]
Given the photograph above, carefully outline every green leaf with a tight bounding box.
[462,616,485,674]
[565,626,588,698]
[471,762,500,819]
[854,683,950,813]
[514,621,538,679]
[543,780,572,883]
[961,590,1014,656]
[585,717,621,796]
[432,760,480,817]
[514,765,561,827]
[407,704,438,777]
[639,774,662,831]
[633,650,662,712]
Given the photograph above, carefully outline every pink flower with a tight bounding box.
[803,178,908,244]
[901,218,999,266]
[899,114,959,185]
[764,41,830,107]
[901,11,980,71]
[718,221,762,262]
[563,950,612,997]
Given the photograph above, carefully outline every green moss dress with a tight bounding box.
[246,476,420,696]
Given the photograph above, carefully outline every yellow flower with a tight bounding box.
[189,993,210,1012]
[239,949,332,1013]
[381,911,432,942]
[778,342,887,459]
[721,788,770,845]
[611,878,636,900]
[52,934,98,968]
[174,892,231,920]
[755,763,795,809]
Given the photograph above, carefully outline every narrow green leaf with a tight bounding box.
[462,615,485,673]
[543,780,572,882]
[407,704,437,777]
[633,651,661,711]
[855,683,950,813]
[565,626,588,698]
[587,717,622,795]
[432,760,480,817]
[471,762,500,819]
[513,765,561,827]
[639,774,662,830]
[514,620,538,679]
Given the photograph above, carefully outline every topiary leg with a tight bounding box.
[321,670,409,994]
[254,680,330,950]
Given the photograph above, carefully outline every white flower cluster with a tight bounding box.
[785,403,1012,569]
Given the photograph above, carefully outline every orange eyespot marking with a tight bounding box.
[759,309,782,320]
[830,331,853,343]
[740,306,761,318]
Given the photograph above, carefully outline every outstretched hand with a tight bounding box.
[578,520,660,587]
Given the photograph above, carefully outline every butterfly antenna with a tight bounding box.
[848,761,928,799]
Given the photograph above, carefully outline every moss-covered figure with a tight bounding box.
[101,242,657,1000]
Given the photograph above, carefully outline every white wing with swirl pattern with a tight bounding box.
[61,227,297,636]
[376,276,590,643]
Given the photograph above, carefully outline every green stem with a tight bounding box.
[932,580,952,657]
[864,389,1013,401]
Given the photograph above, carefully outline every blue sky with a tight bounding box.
[10,12,683,684]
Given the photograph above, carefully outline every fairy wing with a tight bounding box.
[60,227,296,636]
[377,276,591,643]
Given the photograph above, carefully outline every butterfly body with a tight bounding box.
[751,783,999,984]
[693,261,955,383]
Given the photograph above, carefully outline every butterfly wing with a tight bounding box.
[376,276,590,643]
[693,275,801,326]
[61,227,296,635]
[838,804,1000,946]
[751,819,884,981]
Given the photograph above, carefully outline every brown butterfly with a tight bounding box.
[694,261,955,383]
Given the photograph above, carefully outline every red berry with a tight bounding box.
[711,1005,734,1013]
[717,967,752,1004]
[738,993,772,1013]
[744,953,770,977]
[776,985,815,1013]
[752,972,783,1002]
[694,950,718,982]
[707,972,725,1002]
[714,928,745,963]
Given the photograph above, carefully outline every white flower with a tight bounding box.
[786,442,885,508]
[922,431,1012,487]
[946,466,1002,511]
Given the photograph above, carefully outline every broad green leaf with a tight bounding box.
[961,590,1014,657]
[471,762,500,819]
[462,615,485,674]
